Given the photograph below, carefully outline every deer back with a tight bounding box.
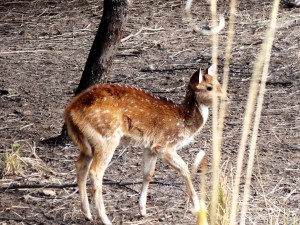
[65,66,224,152]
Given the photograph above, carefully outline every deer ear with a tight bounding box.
[207,64,217,76]
[189,68,203,90]
[198,68,203,83]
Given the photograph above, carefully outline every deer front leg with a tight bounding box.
[139,148,157,216]
[162,149,200,214]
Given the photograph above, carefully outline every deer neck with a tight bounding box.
[180,89,209,134]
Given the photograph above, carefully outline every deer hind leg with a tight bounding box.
[139,148,157,216]
[76,145,93,221]
[162,149,200,214]
[67,121,93,220]
[89,136,120,225]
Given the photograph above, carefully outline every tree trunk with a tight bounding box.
[75,0,129,95]
[43,0,129,145]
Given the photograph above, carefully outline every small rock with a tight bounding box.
[42,189,56,196]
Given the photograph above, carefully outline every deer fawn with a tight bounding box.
[65,65,225,224]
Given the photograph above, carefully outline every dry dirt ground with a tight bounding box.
[0,0,299,224]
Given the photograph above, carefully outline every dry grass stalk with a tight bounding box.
[207,0,237,224]
[1,143,22,176]
[198,201,209,225]
[215,173,231,225]
[218,0,236,135]
[0,140,54,179]
[195,160,232,225]
[209,0,221,223]
[229,0,280,224]
[213,0,237,220]
[199,0,281,224]
[197,149,208,225]
[240,0,280,224]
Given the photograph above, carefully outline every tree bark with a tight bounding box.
[75,0,129,95]
[43,0,129,145]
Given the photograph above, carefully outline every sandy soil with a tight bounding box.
[0,0,299,224]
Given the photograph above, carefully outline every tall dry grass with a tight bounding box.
[193,0,281,224]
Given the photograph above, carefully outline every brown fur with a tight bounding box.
[65,66,224,224]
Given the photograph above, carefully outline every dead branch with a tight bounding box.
[141,66,196,73]
[0,216,38,223]
[121,26,165,42]
[1,179,182,191]
[266,81,293,86]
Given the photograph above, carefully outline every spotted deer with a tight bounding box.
[65,65,225,225]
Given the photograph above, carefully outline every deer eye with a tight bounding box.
[207,86,213,91]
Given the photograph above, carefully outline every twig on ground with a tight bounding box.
[141,66,196,72]
[272,128,300,151]
[152,84,185,94]
[109,147,129,166]
[171,49,192,58]
[1,179,183,191]
[0,49,52,54]
[266,81,293,86]
[121,27,165,42]
[0,216,38,223]
[121,27,144,42]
